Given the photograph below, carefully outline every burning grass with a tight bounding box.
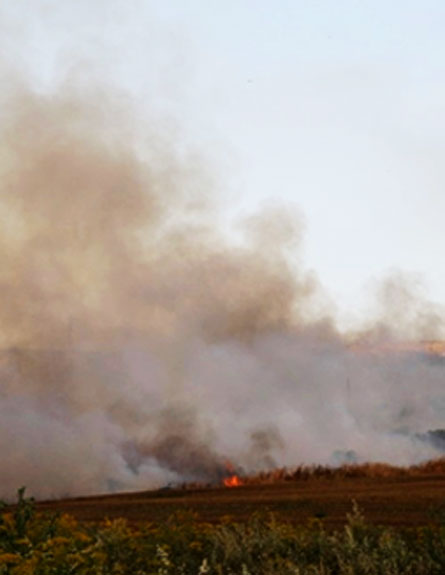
[31,457,445,532]
[218,457,445,487]
[163,458,445,492]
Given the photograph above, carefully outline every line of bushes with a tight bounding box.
[0,489,445,574]
[237,457,445,485]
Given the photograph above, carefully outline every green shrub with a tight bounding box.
[0,490,444,574]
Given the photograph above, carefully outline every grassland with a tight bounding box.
[36,459,445,529]
[1,461,445,573]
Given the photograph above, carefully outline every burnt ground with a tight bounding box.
[34,474,445,529]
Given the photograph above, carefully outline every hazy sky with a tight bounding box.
[2,1,445,322]
[1,2,445,498]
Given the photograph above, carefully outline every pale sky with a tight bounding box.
[1,1,445,322]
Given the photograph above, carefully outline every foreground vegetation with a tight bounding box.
[1,489,445,574]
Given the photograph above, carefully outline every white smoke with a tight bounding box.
[0,80,443,501]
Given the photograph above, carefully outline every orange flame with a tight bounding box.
[222,461,243,487]
[223,475,242,487]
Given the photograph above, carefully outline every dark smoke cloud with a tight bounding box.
[0,81,443,500]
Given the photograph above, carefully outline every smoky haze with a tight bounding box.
[0,82,444,500]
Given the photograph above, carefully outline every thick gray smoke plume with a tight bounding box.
[0,83,444,500]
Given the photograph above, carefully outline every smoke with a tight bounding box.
[0,81,444,500]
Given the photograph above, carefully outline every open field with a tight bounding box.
[3,469,445,574]
[36,471,445,529]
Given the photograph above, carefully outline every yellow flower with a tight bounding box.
[74,531,92,543]
[49,536,71,546]
[58,514,79,530]
[0,553,20,565]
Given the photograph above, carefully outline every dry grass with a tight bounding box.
[33,458,445,529]
[240,457,445,484]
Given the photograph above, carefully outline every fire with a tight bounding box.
[223,475,242,487]
[222,461,243,487]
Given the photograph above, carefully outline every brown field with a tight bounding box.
[35,463,445,529]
